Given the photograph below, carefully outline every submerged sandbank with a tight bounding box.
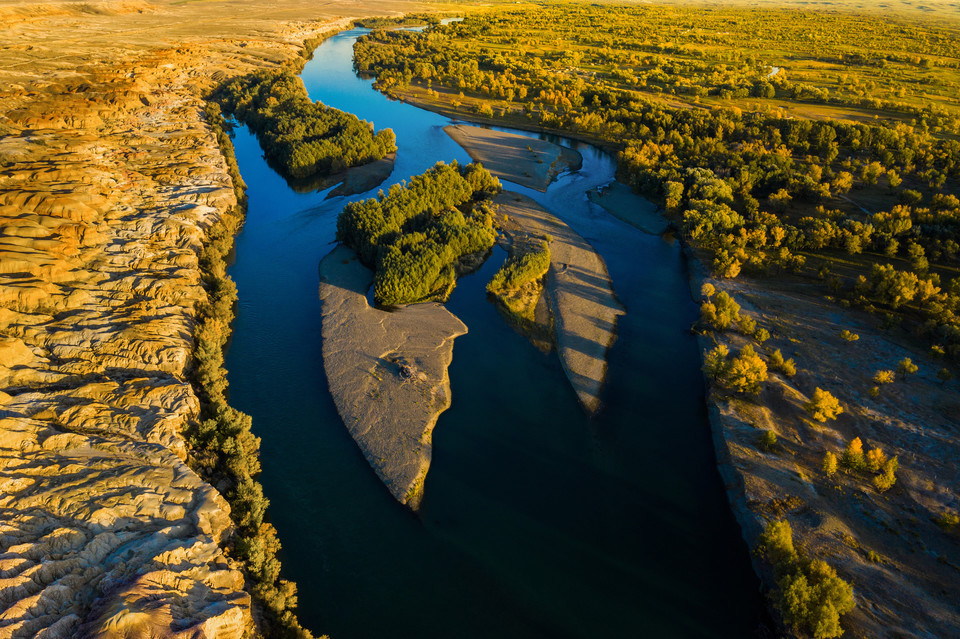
[587,181,670,235]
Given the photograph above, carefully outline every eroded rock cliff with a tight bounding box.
[0,2,414,635]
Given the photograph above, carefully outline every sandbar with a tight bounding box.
[318,245,467,508]
[445,124,582,192]
[494,192,624,413]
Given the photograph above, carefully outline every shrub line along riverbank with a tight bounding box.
[190,24,363,639]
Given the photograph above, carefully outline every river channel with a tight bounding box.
[225,27,764,639]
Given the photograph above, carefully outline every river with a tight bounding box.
[225,27,764,639]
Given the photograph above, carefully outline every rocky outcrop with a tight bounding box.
[0,4,396,636]
[318,245,467,509]
[493,192,624,413]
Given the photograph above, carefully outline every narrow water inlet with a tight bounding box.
[223,27,765,639]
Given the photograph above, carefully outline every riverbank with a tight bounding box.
[0,5,417,636]
[318,245,467,509]
[360,38,960,636]
[685,243,960,637]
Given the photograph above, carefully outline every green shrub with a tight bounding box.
[759,520,855,639]
[935,512,959,531]
[758,429,778,453]
[769,349,797,376]
[897,357,919,379]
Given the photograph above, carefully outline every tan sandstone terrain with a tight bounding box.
[0,0,419,636]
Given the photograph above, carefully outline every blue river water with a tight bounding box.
[224,27,764,639]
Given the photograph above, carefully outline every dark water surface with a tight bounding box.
[225,28,763,639]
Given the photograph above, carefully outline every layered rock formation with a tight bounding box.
[318,246,467,509]
[0,2,415,635]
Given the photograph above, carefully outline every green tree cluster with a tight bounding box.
[188,105,314,638]
[353,7,960,359]
[703,343,768,394]
[487,242,551,295]
[759,520,855,639]
[215,68,396,179]
[337,161,500,305]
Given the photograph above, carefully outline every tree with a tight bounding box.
[760,520,855,639]
[726,344,768,394]
[873,457,898,492]
[703,344,731,380]
[839,330,859,342]
[874,370,895,384]
[865,447,887,473]
[897,357,918,379]
[861,161,884,185]
[841,437,865,471]
[822,451,838,476]
[805,388,843,422]
[711,290,741,329]
[831,171,853,194]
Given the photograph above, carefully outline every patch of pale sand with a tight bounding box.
[318,244,467,509]
[444,124,581,192]
[494,191,624,413]
[587,180,670,235]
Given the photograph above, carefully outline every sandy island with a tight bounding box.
[494,192,624,413]
[318,245,467,509]
[445,124,582,192]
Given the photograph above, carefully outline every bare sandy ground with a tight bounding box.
[494,192,624,414]
[444,124,582,192]
[690,254,960,637]
[318,245,467,509]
